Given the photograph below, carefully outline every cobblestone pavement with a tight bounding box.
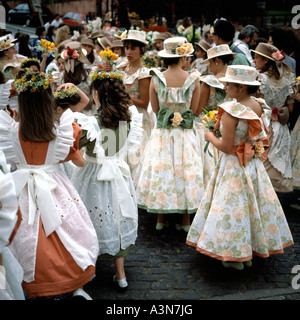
[83,190,300,301]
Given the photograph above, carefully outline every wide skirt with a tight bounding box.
[186,154,294,262]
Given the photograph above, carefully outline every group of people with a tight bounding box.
[0,15,299,300]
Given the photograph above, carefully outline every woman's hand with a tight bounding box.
[57,83,75,90]
[204,130,215,142]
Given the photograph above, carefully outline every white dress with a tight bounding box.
[0,109,99,287]
[0,150,24,300]
[72,106,143,256]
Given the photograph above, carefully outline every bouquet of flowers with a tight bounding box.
[142,54,158,68]
[200,109,221,157]
[35,39,55,56]
[87,17,102,34]
[99,49,119,68]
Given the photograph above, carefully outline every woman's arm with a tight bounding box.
[190,80,200,114]
[56,83,90,112]
[149,77,159,113]
[196,82,210,115]
[205,111,238,154]
[131,77,151,110]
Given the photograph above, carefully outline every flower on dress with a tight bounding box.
[171,112,183,127]
[271,107,279,122]
[254,140,265,159]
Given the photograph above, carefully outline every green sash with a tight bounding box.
[156,106,195,129]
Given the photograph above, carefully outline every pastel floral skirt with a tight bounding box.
[291,115,300,189]
[186,154,294,262]
[135,126,205,214]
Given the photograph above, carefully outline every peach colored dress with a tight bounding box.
[0,109,99,297]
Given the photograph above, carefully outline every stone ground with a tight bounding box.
[83,190,300,302]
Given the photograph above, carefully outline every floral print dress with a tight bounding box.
[135,69,205,214]
[291,115,300,189]
[121,65,156,183]
[187,99,293,262]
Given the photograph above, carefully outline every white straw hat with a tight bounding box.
[0,34,17,51]
[219,65,261,86]
[121,30,148,45]
[203,44,235,62]
[157,37,194,58]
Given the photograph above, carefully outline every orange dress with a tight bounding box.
[0,109,99,298]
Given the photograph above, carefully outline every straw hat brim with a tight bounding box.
[0,43,15,51]
[250,49,275,61]
[219,76,261,86]
[121,37,148,45]
[202,51,236,63]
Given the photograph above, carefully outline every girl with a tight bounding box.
[61,41,95,115]
[195,45,234,186]
[119,30,154,182]
[135,37,203,232]
[191,40,211,76]
[72,70,143,290]
[80,37,100,71]
[0,68,99,298]
[54,83,90,177]
[187,65,294,270]
[251,43,298,194]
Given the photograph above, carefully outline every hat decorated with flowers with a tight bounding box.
[158,37,194,58]
[14,68,53,94]
[219,65,261,86]
[61,41,89,73]
[202,44,235,62]
[121,30,148,45]
[0,35,17,51]
[20,57,41,69]
[251,42,283,61]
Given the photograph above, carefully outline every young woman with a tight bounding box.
[72,70,143,290]
[252,42,298,194]
[135,37,204,232]
[119,30,154,182]
[0,68,99,298]
[187,65,293,270]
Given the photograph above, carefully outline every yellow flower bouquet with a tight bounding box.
[200,109,221,157]
[36,39,55,55]
[99,49,119,68]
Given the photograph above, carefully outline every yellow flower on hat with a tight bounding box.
[176,45,188,55]
[120,30,127,40]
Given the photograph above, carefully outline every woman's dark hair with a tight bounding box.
[36,26,45,37]
[212,54,234,65]
[46,26,56,42]
[87,50,95,64]
[18,33,33,58]
[18,89,56,142]
[162,57,180,66]
[0,70,5,84]
[21,59,40,71]
[63,63,88,85]
[91,77,132,129]
[259,59,280,80]
[231,82,260,95]
[54,91,81,110]
[124,40,146,55]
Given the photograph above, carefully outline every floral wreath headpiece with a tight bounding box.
[20,57,41,69]
[14,69,53,94]
[54,86,79,99]
[90,70,124,83]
